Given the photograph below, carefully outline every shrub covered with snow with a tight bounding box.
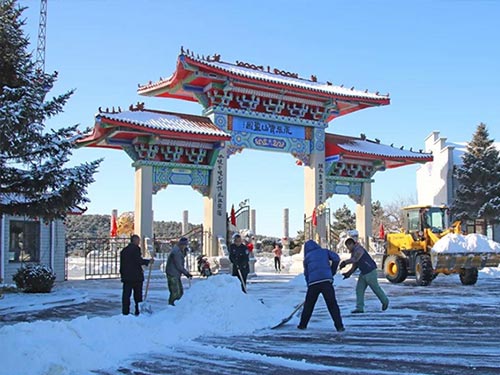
[12,264,56,293]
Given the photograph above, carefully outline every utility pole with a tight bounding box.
[35,0,48,72]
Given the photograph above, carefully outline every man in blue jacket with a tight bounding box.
[298,240,345,332]
[340,237,389,313]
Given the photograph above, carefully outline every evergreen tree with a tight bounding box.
[451,123,500,225]
[0,0,101,220]
[331,204,356,234]
[371,200,386,237]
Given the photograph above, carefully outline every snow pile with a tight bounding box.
[0,275,283,375]
[480,266,500,279]
[432,233,500,253]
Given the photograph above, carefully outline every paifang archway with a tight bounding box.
[82,49,431,255]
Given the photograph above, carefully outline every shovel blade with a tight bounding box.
[140,302,153,315]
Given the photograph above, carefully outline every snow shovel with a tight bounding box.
[237,267,248,293]
[140,238,155,315]
[271,301,305,329]
[140,259,154,315]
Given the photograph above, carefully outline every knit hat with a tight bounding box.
[178,237,189,245]
[344,237,355,247]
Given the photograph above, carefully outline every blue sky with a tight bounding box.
[18,0,500,237]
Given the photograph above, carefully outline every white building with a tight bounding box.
[417,131,500,240]
[0,214,71,286]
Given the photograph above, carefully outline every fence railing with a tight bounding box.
[65,237,129,280]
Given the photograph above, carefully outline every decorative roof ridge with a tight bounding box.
[96,103,212,122]
[138,47,390,100]
[326,132,432,156]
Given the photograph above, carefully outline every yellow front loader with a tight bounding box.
[383,205,500,286]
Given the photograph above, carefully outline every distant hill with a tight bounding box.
[64,214,196,240]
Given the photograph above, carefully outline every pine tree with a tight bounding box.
[451,123,500,225]
[0,0,101,220]
[371,200,385,237]
[331,204,356,234]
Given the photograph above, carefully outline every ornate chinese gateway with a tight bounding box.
[81,49,431,253]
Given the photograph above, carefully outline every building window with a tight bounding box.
[9,220,40,263]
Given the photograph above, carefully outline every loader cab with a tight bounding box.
[403,205,447,234]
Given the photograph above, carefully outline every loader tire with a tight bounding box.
[415,254,433,286]
[459,268,478,285]
[384,255,407,283]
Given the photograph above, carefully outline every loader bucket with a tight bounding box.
[431,251,500,271]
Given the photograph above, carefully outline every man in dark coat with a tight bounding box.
[340,237,389,313]
[229,233,250,293]
[166,237,192,306]
[119,234,153,315]
[298,240,344,332]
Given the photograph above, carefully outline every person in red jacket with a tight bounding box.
[272,243,282,273]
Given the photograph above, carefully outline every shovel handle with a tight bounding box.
[237,267,247,293]
[144,260,153,300]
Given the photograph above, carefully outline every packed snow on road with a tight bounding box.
[1,254,499,375]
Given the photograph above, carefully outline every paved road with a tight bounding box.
[2,272,499,374]
[102,274,499,375]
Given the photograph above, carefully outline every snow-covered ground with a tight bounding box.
[1,257,499,375]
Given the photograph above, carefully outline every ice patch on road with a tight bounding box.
[0,288,89,314]
[0,275,284,375]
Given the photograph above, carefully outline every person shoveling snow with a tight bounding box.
[119,235,154,316]
[166,237,193,306]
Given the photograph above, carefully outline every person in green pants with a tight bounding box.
[166,237,192,306]
[340,238,389,313]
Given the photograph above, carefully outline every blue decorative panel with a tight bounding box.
[313,128,325,152]
[170,172,193,185]
[326,179,363,196]
[233,116,305,139]
[232,131,309,154]
[253,137,287,149]
[153,166,209,188]
[214,113,228,131]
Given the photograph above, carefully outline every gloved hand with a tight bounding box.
[186,273,193,279]
[342,272,351,280]
[339,260,347,269]
[149,258,154,265]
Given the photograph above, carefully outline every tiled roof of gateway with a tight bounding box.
[97,109,231,139]
[326,134,432,160]
[194,59,388,100]
[139,53,390,102]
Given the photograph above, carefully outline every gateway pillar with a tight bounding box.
[355,182,372,248]
[203,148,228,257]
[304,140,327,247]
[134,164,153,250]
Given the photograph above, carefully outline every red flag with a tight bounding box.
[312,208,317,227]
[230,205,236,226]
[110,214,118,237]
[379,223,385,240]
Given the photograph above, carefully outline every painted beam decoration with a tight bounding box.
[152,164,210,194]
